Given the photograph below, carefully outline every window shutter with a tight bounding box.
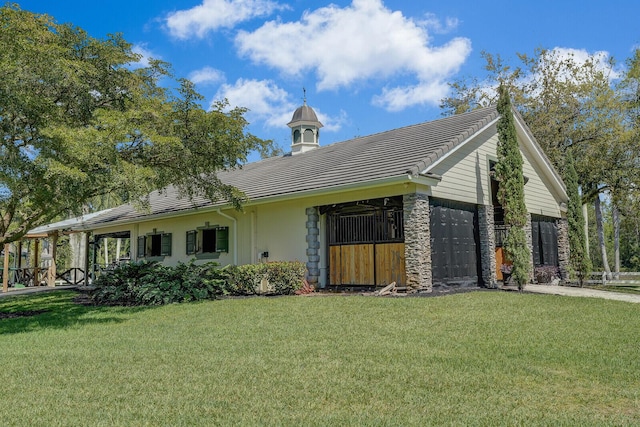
[186,231,196,255]
[161,233,172,256]
[137,236,146,258]
[216,227,229,253]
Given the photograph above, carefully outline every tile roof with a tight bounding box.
[26,209,113,236]
[79,106,501,228]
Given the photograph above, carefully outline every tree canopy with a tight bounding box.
[0,4,275,245]
[442,47,640,273]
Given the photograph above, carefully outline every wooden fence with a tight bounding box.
[1,266,87,288]
[584,272,640,287]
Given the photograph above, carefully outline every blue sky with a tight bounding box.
[17,0,640,154]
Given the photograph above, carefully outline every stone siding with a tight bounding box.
[305,207,320,286]
[403,193,432,291]
[478,205,497,288]
[556,218,570,281]
[525,214,534,283]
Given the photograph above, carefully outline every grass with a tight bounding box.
[0,290,638,426]
[586,284,640,295]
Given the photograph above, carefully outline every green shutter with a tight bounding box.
[161,233,172,256]
[216,227,229,253]
[137,236,146,258]
[186,231,196,255]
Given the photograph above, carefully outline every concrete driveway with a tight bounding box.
[523,284,640,304]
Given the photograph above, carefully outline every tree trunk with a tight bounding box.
[582,203,590,258]
[613,204,620,278]
[594,195,612,279]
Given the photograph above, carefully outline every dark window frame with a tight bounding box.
[186,226,229,257]
[137,232,171,259]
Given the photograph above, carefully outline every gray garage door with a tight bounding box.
[430,199,482,286]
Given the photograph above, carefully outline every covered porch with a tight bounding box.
[1,209,129,293]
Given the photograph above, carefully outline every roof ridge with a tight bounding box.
[408,106,498,175]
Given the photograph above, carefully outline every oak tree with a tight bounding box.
[0,5,274,245]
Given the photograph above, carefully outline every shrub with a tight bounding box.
[92,260,307,306]
[264,261,307,294]
[92,260,160,306]
[534,265,561,284]
[133,262,227,305]
[223,261,307,295]
[223,264,263,295]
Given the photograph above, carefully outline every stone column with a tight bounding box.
[403,193,431,292]
[305,207,320,286]
[478,205,497,288]
[525,214,534,283]
[556,217,570,282]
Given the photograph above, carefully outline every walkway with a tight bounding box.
[0,285,78,298]
[523,284,640,304]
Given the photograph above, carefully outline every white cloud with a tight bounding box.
[545,47,620,80]
[372,80,450,112]
[214,79,296,128]
[419,13,460,34]
[189,67,226,85]
[213,79,345,131]
[165,0,288,40]
[316,109,348,133]
[131,44,158,68]
[236,0,471,111]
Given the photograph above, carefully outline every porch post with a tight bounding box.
[403,192,431,292]
[84,232,91,286]
[33,239,40,286]
[2,243,9,292]
[556,217,570,282]
[47,233,58,288]
[478,205,497,288]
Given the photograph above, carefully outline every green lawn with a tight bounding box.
[587,284,640,295]
[0,290,638,426]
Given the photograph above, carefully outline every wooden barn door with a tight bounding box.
[327,205,405,287]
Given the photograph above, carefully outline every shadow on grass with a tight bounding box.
[0,290,156,335]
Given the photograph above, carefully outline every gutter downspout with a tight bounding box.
[217,209,238,265]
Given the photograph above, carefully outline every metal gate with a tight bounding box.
[327,208,405,287]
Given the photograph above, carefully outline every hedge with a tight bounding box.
[92,260,307,306]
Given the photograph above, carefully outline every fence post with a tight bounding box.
[601,271,606,286]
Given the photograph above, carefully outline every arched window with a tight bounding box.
[303,128,314,143]
[293,129,301,144]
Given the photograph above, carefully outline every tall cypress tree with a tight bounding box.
[495,85,531,290]
[564,151,592,286]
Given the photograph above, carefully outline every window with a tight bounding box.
[186,230,197,255]
[185,227,229,256]
[531,217,558,266]
[137,233,171,258]
[303,128,314,142]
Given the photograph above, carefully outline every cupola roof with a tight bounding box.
[288,102,323,127]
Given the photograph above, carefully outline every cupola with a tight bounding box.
[287,94,323,155]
